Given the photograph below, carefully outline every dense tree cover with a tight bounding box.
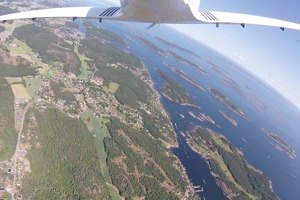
[0,77,16,161]
[190,128,278,200]
[83,21,126,46]
[59,41,74,50]
[21,107,111,199]
[157,69,197,106]
[50,80,77,102]
[141,110,166,140]
[136,36,167,55]
[104,118,187,199]
[79,37,143,70]
[0,61,37,161]
[13,24,82,75]
[14,24,59,60]
[92,65,151,109]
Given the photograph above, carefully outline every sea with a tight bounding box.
[65,1,300,199]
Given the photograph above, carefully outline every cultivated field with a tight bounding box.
[11,84,31,99]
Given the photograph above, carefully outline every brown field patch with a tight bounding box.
[11,84,31,99]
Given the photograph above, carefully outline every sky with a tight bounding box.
[68,0,300,110]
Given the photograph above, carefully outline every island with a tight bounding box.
[155,36,201,59]
[168,50,208,76]
[163,62,205,91]
[188,111,216,125]
[186,127,279,200]
[219,110,238,126]
[135,35,168,57]
[208,87,247,119]
[262,128,297,159]
[157,69,199,108]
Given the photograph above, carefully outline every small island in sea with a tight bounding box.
[262,128,297,159]
[135,35,168,57]
[186,127,279,200]
[155,36,201,59]
[156,69,199,108]
[219,110,238,126]
[168,50,208,76]
[163,62,205,91]
[188,111,216,125]
[208,87,246,119]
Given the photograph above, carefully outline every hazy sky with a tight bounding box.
[70,0,300,109]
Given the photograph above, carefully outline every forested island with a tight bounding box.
[262,128,296,159]
[136,35,168,57]
[155,36,201,59]
[163,62,205,91]
[219,110,238,126]
[208,87,246,119]
[168,50,208,75]
[187,127,278,200]
[157,69,199,108]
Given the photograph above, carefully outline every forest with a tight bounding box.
[104,118,187,199]
[21,107,111,199]
[189,128,278,200]
[157,69,197,106]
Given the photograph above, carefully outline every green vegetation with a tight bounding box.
[83,21,126,46]
[136,36,167,56]
[59,41,74,50]
[168,51,207,75]
[50,80,77,102]
[0,76,16,161]
[65,21,79,29]
[21,107,111,199]
[208,87,245,118]
[79,37,143,70]
[262,129,296,159]
[13,24,82,75]
[23,77,42,100]
[155,36,201,59]
[102,82,119,94]
[92,65,151,109]
[104,118,186,199]
[0,61,36,161]
[157,69,197,106]
[188,127,278,200]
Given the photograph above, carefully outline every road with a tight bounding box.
[11,102,31,200]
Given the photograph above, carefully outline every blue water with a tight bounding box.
[73,16,300,200]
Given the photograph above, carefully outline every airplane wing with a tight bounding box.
[0,7,122,22]
[191,9,300,30]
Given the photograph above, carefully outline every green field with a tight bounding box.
[102,82,120,94]
[81,111,121,200]
[23,77,42,100]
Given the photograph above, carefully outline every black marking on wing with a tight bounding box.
[100,7,120,17]
[200,11,218,21]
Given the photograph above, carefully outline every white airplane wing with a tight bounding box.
[191,9,300,30]
[0,6,122,22]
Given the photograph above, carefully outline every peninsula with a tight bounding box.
[187,127,278,200]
